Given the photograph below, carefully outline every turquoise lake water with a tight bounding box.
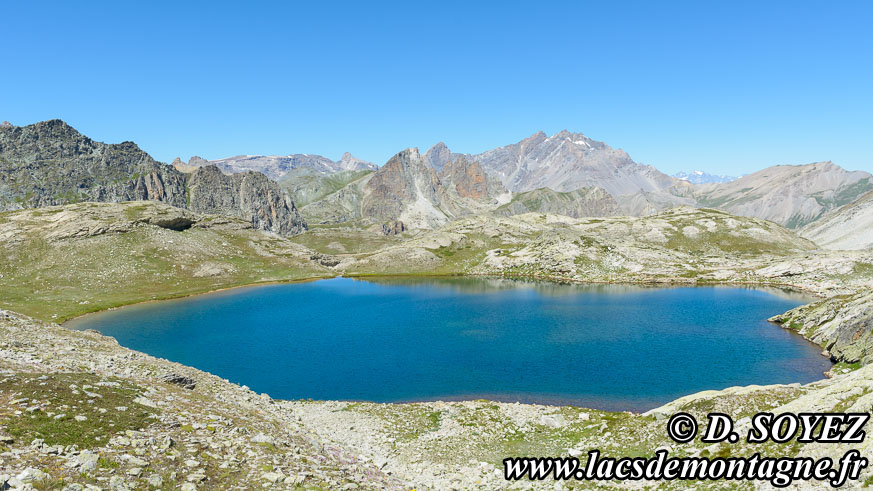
[68,277,831,411]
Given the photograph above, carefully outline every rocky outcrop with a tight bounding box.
[695,162,873,228]
[494,186,622,218]
[771,291,873,365]
[438,157,490,200]
[186,165,306,236]
[361,148,451,230]
[0,120,306,236]
[800,190,873,250]
[0,201,248,246]
[423,142,459,172]
[0,119,188,210]
[381,219,407,235]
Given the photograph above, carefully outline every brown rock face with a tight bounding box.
[439,157,488,200]
[361,148,449,229]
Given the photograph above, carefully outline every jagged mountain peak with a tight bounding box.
[337,152,377,171]
[390,147,421,161]
[424,142,458,172]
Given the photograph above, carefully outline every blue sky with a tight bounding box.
[2,1,870,175]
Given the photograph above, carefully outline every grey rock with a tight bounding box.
[0,119,188,210]
[186,165,306,236]
[263,471,285,483]
[17,467,49,483]
[423,142,459,172]
[771,291,873,365]
[108,476,130,490]
[72,450,99,472]
[161,373,196,390]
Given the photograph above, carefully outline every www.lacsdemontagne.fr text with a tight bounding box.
[504,449,867,487]
[504,411,870,487]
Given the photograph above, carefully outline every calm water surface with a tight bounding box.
[68,277,830,411]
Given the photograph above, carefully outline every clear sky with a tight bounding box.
[2,1,871,175]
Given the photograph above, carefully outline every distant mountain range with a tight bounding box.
[673,170,738,184]
[172,152,377,181]
[424,130,679,197]
[3,119,872,247]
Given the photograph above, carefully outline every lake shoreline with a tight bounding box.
[62,271,826,327]
[62,272,836,390]
[64,276,833,410]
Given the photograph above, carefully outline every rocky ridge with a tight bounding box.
[0,120,306,236]
[0,120,188,211]
[186,165,306,236]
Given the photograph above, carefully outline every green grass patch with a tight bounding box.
[0,373,156,449]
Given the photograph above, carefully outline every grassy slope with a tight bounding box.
[278,169,372,207]
[0,202,330,322]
